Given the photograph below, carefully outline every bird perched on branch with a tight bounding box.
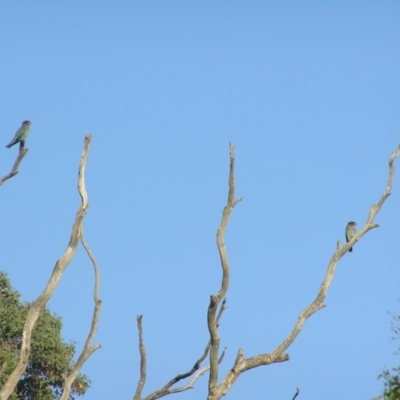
[6,120,31,148]
[345,221,357,252]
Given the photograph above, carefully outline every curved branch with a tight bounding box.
[61,224,102,400]
[0,142,28,185]
[270,143,400,359]
[0,134,92,400]
[292,387,300,400]
[207,143,242,397]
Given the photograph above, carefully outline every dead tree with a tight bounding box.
[0,134,101,400]
[131,142,400,400]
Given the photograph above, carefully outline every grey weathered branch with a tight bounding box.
[0,142,28,185]
[134,304,228,400]
[206,143,400,400]
[207,143,242,399]
[61,224,102,400]
[142,346,226,400]
[0,134,93,400]
[133,315,147,400]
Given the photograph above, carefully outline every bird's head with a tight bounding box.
[22,120,31,125]
[347,221,356,227]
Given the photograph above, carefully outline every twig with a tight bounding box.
[139,305,228,400]
[142,339,211,400]
[61,224,102,400]
[207,143,242,398]
[143,346,227,400]
[0,142,28,185]
[292,387,300,400]
[0,134,92,400]
[133,315,146,400]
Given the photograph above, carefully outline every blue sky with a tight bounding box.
[1,2,400,399]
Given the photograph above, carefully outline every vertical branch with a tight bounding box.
[0,134,92,400]
[133,315,147,400]
[61,225,102,400]
[207,144,242,397]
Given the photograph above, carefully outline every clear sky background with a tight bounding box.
[1,2,400,399]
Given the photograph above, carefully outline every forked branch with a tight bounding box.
[0,134,94,400]
[61,225,102,400]
[133,304,228,400]
[207,143,400,400]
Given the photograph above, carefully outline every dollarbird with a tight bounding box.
[6,120,31,148]
[345,221,357,252]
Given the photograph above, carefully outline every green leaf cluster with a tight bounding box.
[0,272,90,399]
[374,310,400,400]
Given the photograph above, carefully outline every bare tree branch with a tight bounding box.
[133,315,147,400]
[142,346,226,400]
[141,337,214,400]
[0,142,28,186]
[207,143,400,400]
[136,305,228,400]
[292,387,300,400]
[207,143,242,398]
[61,224,102,400]
[0,134,93,400]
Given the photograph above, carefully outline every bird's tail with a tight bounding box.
[349,247,353,252]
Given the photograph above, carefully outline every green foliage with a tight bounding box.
[374,310,400,400]
[377,367,400,400]
[0,272,90,399]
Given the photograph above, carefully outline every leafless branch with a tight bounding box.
[61,224,102,400]
[141,339,210,400]
[0,134,93,400]
[142,346,226,400]
[206,143,400,400]
[133,315,147,400]
[292,387,300,400]
[137,305,228,400]
[0,142,28,186]
[207,143,242,398]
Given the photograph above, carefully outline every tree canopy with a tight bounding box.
[375,311,400,400]
[0,272,89,400]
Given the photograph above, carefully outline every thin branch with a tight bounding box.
[144,347,227,400]
[0,134,92,400]
[140,306,228,400]
[216,298,227,327]
[292,387,300,400]
[143,341,211,400]
[160,349,227,398]
[207,143,242,397]
[61,224,102,400]
[133,315,147,400]
[207,143,400,400]
[0,142,28,185]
